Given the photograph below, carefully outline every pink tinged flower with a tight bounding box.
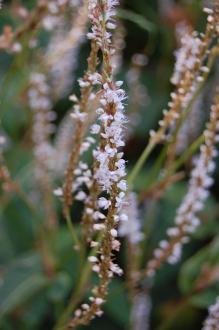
[167,227,180,237]
[79,162,88,170]
[202,296,219,330]
[120,213,128,221]
[105,145,117,156]
[110,262,123,276]
[82,304,90,310]
[53,188,63,196]
[85,208,93,214]
[69,94,78,102]
[90,241,99,247]
[74,168,81,175]
[75,309,82,317]
[70,108,87,122]
[119,192,144,244]
[112,239,121,251]
[92,264,100,272]
[88,256,98,263]
[95,310,104,317]
[98,197,111,209]
[75,191,87,201]
[110,229,118,237]
[159,240,169,249]
[88,73,102,85]
[117,180,127,191]
[95,298,104,305]
[93,223,106,231]
[93,211,106,220]
[78,78,90,88]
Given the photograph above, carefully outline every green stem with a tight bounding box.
[141,134,204,199]
[128,143,154,188]
[54,235,102,330]
[65,208,80,250]
[54,264,91,330]
[146,144,168,184]
[167,134,204,176]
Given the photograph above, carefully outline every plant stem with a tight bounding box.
[54,236,102,330]
[140,134,204,200]
[65,209,80,250]
[128,143,154,188]
[54,262,91,330]
[167,134,205,175]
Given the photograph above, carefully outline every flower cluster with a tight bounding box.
[28,73,56,177]
[62,41,99,212]
[0,134,16,193]
[172,23,204,154]
[46,0,88,99]
[176,94,203,154]
[28,72,57,229]
[66,84,127,236]
[87,0,118,48]
[0,0,71,52]
[118,192,144,296]
[68,0,127,327]
[149,6,219,145]
[53,111,75,177]
[125,53,148,138]
[112,22,126,76]
[119,192,144,244]
[145,90,219,277]
[93,83,126,191]
[171,28,202,86]
[202,296,219,330]
[131,292,151,330]
[42,0,69,31]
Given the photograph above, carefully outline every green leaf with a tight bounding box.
[2,197,35,255]
[47,272,71,302]
[189,288,219,308]
[51,227,81,286]
[158,302,201,330]
[179,247,209,294]
[151,182,187,245]
[0,253,49,317]
[193,195,218,239]
[21,294,50,329]
[0,216,14,264]
[104,279,130,327]
[117,9,155,32]
[179,239,219,294]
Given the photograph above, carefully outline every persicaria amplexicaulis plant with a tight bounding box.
[1,0,219,329]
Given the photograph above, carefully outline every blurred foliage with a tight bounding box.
[1,0,219,330]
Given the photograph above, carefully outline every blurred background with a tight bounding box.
[1,0,219,329]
